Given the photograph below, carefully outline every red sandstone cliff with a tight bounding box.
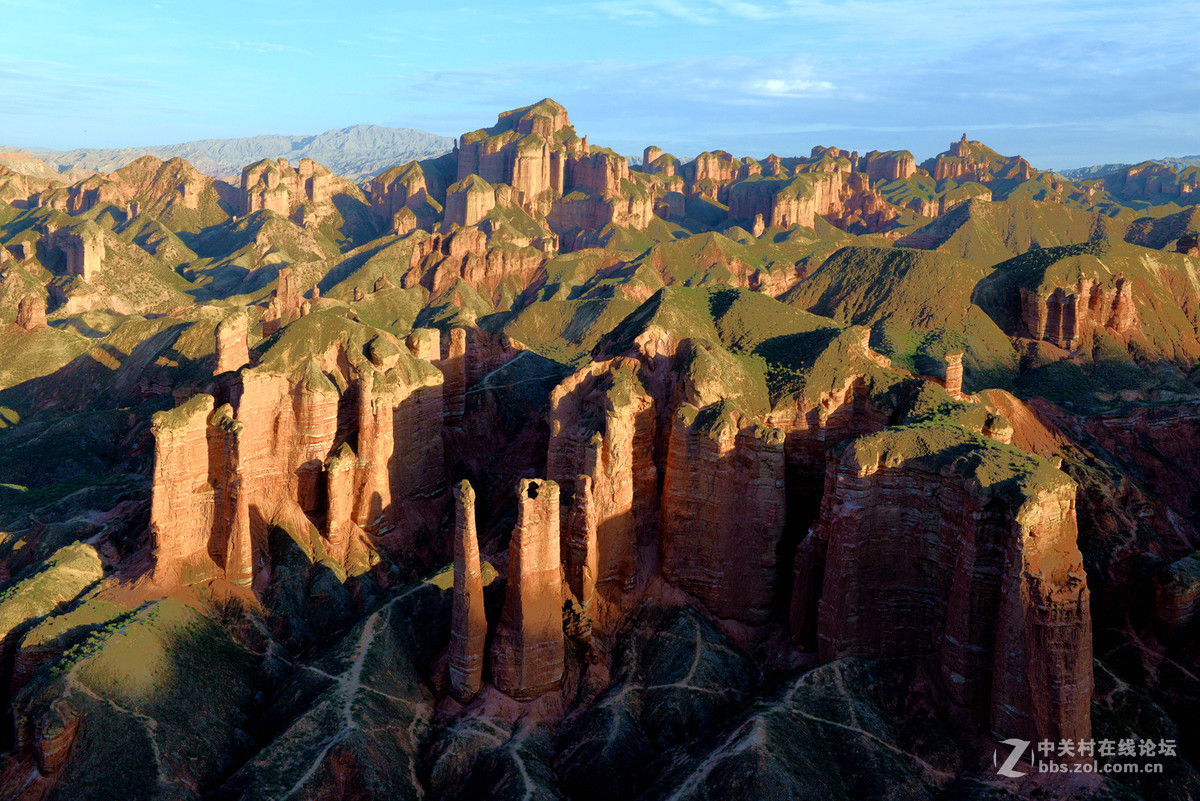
[490,478,565,700]
[795,426,1092,744]
[149,314,445,589]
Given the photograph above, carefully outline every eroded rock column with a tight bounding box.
[491,479,564,700]
[449,480,486,702]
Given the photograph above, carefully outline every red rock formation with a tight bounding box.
[564,473,599,606]
[261,266,303,335]
[370,161,430,226]
[796,427,1092,744]
[449,480,486,702]
[1082,400,1200,521]
[214,312,249,374]
[438,327,467,425]
[751,213,765,237]
[443,175,496,228]
[15,294,46,330]
[31,700,79,775]
[727,170,896,232]
[1019,275,1137,349]
[860,150,917,182]
[405,327,440,362]
[491,478,564,700]
[944,351,964,399]
[684,151,740,202]
[241,157,333,217]
[547,360,657,595]
[43,221,105,280]
[1154,554,1200,639]
[150,319,445,588]
[455,99,577,214]
[660,405,787,623]
[927,134,1035,184]
[571,151,630,199]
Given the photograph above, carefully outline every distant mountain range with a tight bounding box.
[1060,155,1200,181]
[1,124,455,181]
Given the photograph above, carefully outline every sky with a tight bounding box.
[0,0,1197,170]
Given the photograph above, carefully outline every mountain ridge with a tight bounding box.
[1,123,455,181]
[1061,154,1200,180]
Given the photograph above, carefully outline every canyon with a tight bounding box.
[0,99,1196,801]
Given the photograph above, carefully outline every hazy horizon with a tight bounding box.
[2,0,1197,171]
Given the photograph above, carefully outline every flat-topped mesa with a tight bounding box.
[570,150,630,199]
[682,151,741,202]
[449,480,486,702]
[1019,275,1137,349]
[42,221,105,281]
[491,479,565,700]
[727,170,896,231]
[149,316,445,589]
[660,405,787,624]
[443,175,496,228]
[240,157,333,217]
[214,312,249,375]
[860,149,917,183]
[455,99,577,213]
[794,426,1092,744]
[15,294,47,330]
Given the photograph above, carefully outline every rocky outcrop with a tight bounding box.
[860,149,917,182]
[43,221,105,280]
[15,294,46,330]
[793,426,1092,744]
[727,170,896,231]
[443,175,496,228]
[547,360,657,597]
[1083,400,1200,521]
[437,327,467,424]
[925,133,1035,183]
[1020,275,1137,348]
[455,99,578,214]
[214,312,249,374]
[491,478,564,700]
[240,157,332,217]
[370,161,433,230]
[1154,553,1200,639]
[563,474,599,606]
[660,405,786,623]
[450,480,486,701]
[261,266,303,335]
[150,316,445,589]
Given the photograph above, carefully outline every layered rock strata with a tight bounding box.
[792,426,1092,744]
[1020,276,1137,348]
[240,157,332,217]
[659,406,787,623]
[150,318,445,588]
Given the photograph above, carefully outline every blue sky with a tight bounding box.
[0,0,1196,170]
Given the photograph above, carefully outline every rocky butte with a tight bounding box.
[0,98,1196,801]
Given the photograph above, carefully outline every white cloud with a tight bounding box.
[752,77,835,96]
